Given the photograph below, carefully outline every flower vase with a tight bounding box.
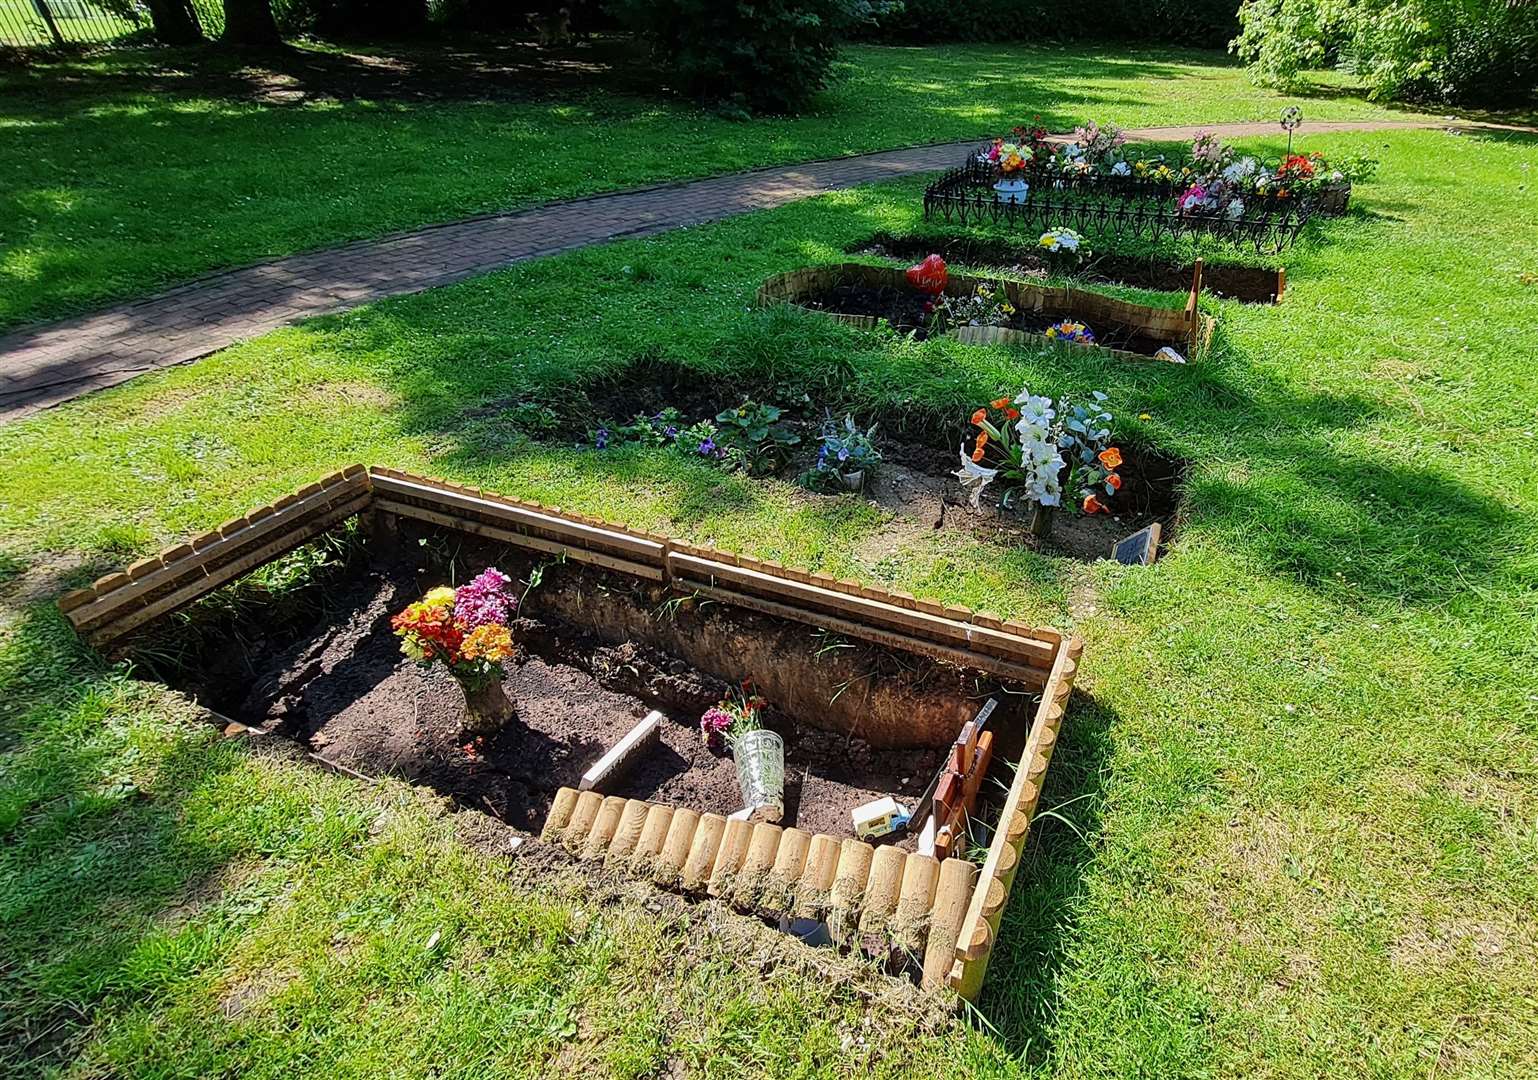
[461,676,516,735]
[836,469,865,494]
[993,177,1029,204]
[732,729,785,823]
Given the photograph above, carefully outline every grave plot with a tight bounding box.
[757,262,1214,361]
[850,232,1286,304]
[58,466,1084,1001]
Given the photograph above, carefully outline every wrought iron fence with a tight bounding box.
[923,151,1322,254]
[0,0,223,48]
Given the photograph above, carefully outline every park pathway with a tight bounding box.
[0,118,1507,421]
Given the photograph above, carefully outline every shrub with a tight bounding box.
[861,0,1239,48]
[1231,0,1538,107]
[605,0,889,113]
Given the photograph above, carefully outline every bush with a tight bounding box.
[1231,0,1538,107]
[860,0,1239,48]
[605,0,888,113]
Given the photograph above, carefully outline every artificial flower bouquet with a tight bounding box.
[803,414,881,493]
[702,683,784,822]
[1038,226,1090,271]
[955,388,1123,534]
[392,567,521,733]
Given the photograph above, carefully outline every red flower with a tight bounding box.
[1105,472,1122,491]
[1083,493,1107,514]
[971,408,988,427]
[971,431,990,462]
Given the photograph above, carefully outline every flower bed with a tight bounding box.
[758,261,1214,360]
[923,123,1375,252]
[59,465,1084,1001]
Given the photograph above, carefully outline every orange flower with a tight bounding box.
[1105,472,1122,491]
[990,397,1011,409]
[1098,447,1123,469]
[1004,407,1021,420]
[971,408,987,427]
[971,431,989,462]
[1083,493,1106,514]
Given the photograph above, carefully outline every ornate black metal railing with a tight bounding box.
[923,153,1322,254]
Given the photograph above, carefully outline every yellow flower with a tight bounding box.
[1139,412,1152,420]
[424,586,456,608]
[462,624,515,663]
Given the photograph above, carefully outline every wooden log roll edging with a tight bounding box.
[947,635,1085,1000]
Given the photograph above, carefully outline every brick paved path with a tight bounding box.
[0,118,1488,421]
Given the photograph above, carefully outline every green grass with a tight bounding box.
[0,40,1412,330]
[3,123,1537,1077]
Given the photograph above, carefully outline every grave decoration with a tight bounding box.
[702,684,787,823]
[956,389,1122,536]
[392,567,525,734]
[801,414,882,494]
[924,113,1377,251]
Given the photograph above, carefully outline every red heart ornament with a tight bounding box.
[906,254,948,295]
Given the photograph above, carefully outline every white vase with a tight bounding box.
[993,178,1029,204]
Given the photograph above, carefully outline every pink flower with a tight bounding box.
[1178,184,1207,212]
[701,706,733,753]
[454,567,516,630]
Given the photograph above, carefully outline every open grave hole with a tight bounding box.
[162,525,1022,844]
[69,465,1084,997]
[851,231,1286,304]
[497,359,1187,563]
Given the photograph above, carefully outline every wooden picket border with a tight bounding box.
[57,463,1082,1000]
[757,262,1217,360]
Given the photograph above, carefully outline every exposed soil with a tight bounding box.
[852,232,1285,304]
[174,544,985,843]
[796,281,1168,355]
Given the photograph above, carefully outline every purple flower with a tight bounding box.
[454,567,516,630]
[595,426,609,450]
[664,425,678,440]
[698,437,717,457]
[701,706,733,753]
[837,447,850,463]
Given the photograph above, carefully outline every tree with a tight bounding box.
[606,0,893,113]
[221,0,282,46]
[143,0,205,44]
[1231,0,1538,106]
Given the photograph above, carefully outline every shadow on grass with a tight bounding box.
[977,686,1113,1062]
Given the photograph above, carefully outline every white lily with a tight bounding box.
[954,446,998,510]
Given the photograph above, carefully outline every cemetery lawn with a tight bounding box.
[0,40,1410,331]
[2,125,1536,1078]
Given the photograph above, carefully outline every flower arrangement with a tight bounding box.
[974,120,1378,223]
[802,414,881,493]
[592,409,729,462]
[392,567,523,733]
[703,682,785,821]
[954,388,1122,530]
[1038,226,1090,271]
[700,683,766,753]
[1044,319,1095,344]
[932,281,1016,330]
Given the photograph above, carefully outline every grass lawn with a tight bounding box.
[3,121,1536,1078]
[0,39,1414,331]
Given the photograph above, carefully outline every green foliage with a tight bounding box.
[1231,0,1538,106]
[604,0,888,112]
[713,400,801,475]
[863,0,1239,47]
